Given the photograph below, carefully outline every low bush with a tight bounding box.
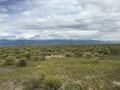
[24,72,46,90]
[97,53,106,59]
[40,56,46,61]
[97,48,110,55]
[17,57,27,67]
[3,55,16,66]
[65,53,73,57]
[83,52,92,58]
[32,56,40,61]
[43,75,61,90]
[109,48,120,55]
[94,53,100,57]
[74,52,83,57]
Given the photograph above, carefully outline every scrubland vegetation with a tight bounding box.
[0,44,120,90]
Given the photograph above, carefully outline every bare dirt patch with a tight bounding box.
[46,55,65,59]
[0,68,15,74]
[113,81,120,86]
[0,80,23,90]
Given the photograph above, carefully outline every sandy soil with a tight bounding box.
[46,55,65,59]
[0,68,15,74]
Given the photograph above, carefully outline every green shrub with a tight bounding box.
[74,52,83,57]
[43,76,61,90]
[94,53,100,57]
[98,48,110,55]
[83,52,92,58]
[17,57,27,67]
[4,55,16,66]
[1,53,8,58]
[65,53,72,57]
[41,56,46,61]
[32,56,40,61]
[41,52,47,60]
[109,48,120,55]
[23,51,31,59]
[97,53,106,59]
[24,72,46,90]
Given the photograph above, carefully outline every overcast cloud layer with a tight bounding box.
[0,0,120,41]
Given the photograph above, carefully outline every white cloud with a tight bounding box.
[0,13,8,17]
[0,0,120,41]
[0,6,8,12]
[0,0,7,3]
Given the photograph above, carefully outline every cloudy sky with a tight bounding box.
[0,0,120,41]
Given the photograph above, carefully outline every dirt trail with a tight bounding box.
[0,68,15,74]
[46,55,65,59]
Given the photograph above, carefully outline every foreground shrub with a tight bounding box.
[24,72,46,90]
[43,76,61,90]
[4,55,16,66]
[17,57,27,67]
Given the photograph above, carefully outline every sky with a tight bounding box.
[0,0,120,41]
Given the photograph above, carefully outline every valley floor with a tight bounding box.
[0,44,120,90]
[0,56,120,90]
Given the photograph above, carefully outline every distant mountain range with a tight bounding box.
[0,39,119,46]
